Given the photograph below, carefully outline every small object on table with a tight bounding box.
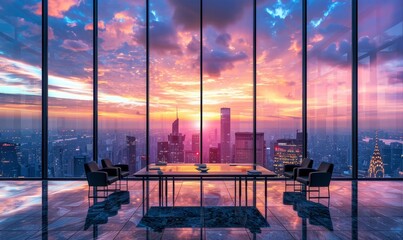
[156,161,167,166]
[149,167,160,170]
[247,170,262,175]
[196,167,209,173]
[194,163,207,168]
[157,170,163,175]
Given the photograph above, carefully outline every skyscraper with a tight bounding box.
[273,138,303,175]
[157,141,169,162]
[220,108,231,163]
[192,134,200,154]
[126,136,137,174]
[234,132,266,166]
[209,147,220,163]
[0,142,20,177]
[368,131,385,178]
[168,116,186,163]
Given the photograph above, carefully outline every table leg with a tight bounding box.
[265,177,268,219]
[245,178,248,207]
[253,176,256,207]
[172,177,175,206]
[146,176,149,213]
[158,177,161,207]
[141,177,146,216]
[200,177,203,207]
[165,177,168,206]
[239,177,242,207]
[234,178,237,206]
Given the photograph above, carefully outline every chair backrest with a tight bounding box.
[84,162,100,176]
[102,159,114,168]
[301,158,313,168]
[317,162,334,174]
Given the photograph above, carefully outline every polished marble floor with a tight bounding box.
[0,180,402,239]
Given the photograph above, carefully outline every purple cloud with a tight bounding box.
[203,49,248,77]
[216,33,232,47]
[168,0,251,30]
[136,21,182,55]
[61,39,90,52]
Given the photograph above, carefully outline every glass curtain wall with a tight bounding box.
[149,0,200,164]
[98,0,146,175]
[358,0,403,178]
[0,1,42,178]
[257,0,303,175]
[0,0,402,179]
[48,0,93,178]
[307,0,352,177]
[202,0,253,164]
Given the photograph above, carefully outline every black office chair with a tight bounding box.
[102,159,130,190]
[284,158,313,191]
[84,162,119,199]
[296,162,334,199]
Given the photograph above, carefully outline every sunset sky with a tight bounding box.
[0,0,401,134]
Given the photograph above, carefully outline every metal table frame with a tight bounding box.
[134,164,277,215]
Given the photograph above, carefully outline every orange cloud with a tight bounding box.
[48,0,79,18]
[85,21,106,31]
[99,11,139,51]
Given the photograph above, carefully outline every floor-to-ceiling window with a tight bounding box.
[202,0,253,164]
[149,0,200,164]
[0,0,42,178]
[257,0,303,174]
[48,0,93,178]
[307,0,352,177]
[0,0,401,179]
[98,0,146,175]
[358,0,403,178]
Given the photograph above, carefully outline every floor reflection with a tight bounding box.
[0,181,402,240]
[85,191,130,230]
[139,206,269,232]
[283,191,333,231]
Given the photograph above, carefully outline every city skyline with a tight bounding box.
[0,0,402,178]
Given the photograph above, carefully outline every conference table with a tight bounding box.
[133,163,277,214]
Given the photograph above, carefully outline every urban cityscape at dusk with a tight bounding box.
[1,0,402,179]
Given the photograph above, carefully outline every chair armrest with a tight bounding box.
[308,172,332,187]
[114,164,129,172]
[87,171,108,186]
[297,168,317,177]
[284,164,300,172]
[101,167,119,176]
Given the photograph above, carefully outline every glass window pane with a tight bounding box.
[307,0,352,177]
[48,0,93,178]
[257,0,303,174]
[0,0,42,178]
[202,0,253,164]
[358,0,403,178]
[149,0,200,164]
[98,0,146,174]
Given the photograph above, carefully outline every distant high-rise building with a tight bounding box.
[220,108,231,163]
[192,134,199,153]
[157,141,169,162]
[209,147,220,163]
[73,155,89,177]
[234,132,266,166]
[0,142,20,177]
[168,114,186,163]
[126,136,137,174]
[273,131,303,174]
[368,131,385,178]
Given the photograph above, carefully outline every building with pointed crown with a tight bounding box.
[368,131,385,178]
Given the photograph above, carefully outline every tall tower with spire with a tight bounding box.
[167,108,185,163]
[368,131,385,178]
